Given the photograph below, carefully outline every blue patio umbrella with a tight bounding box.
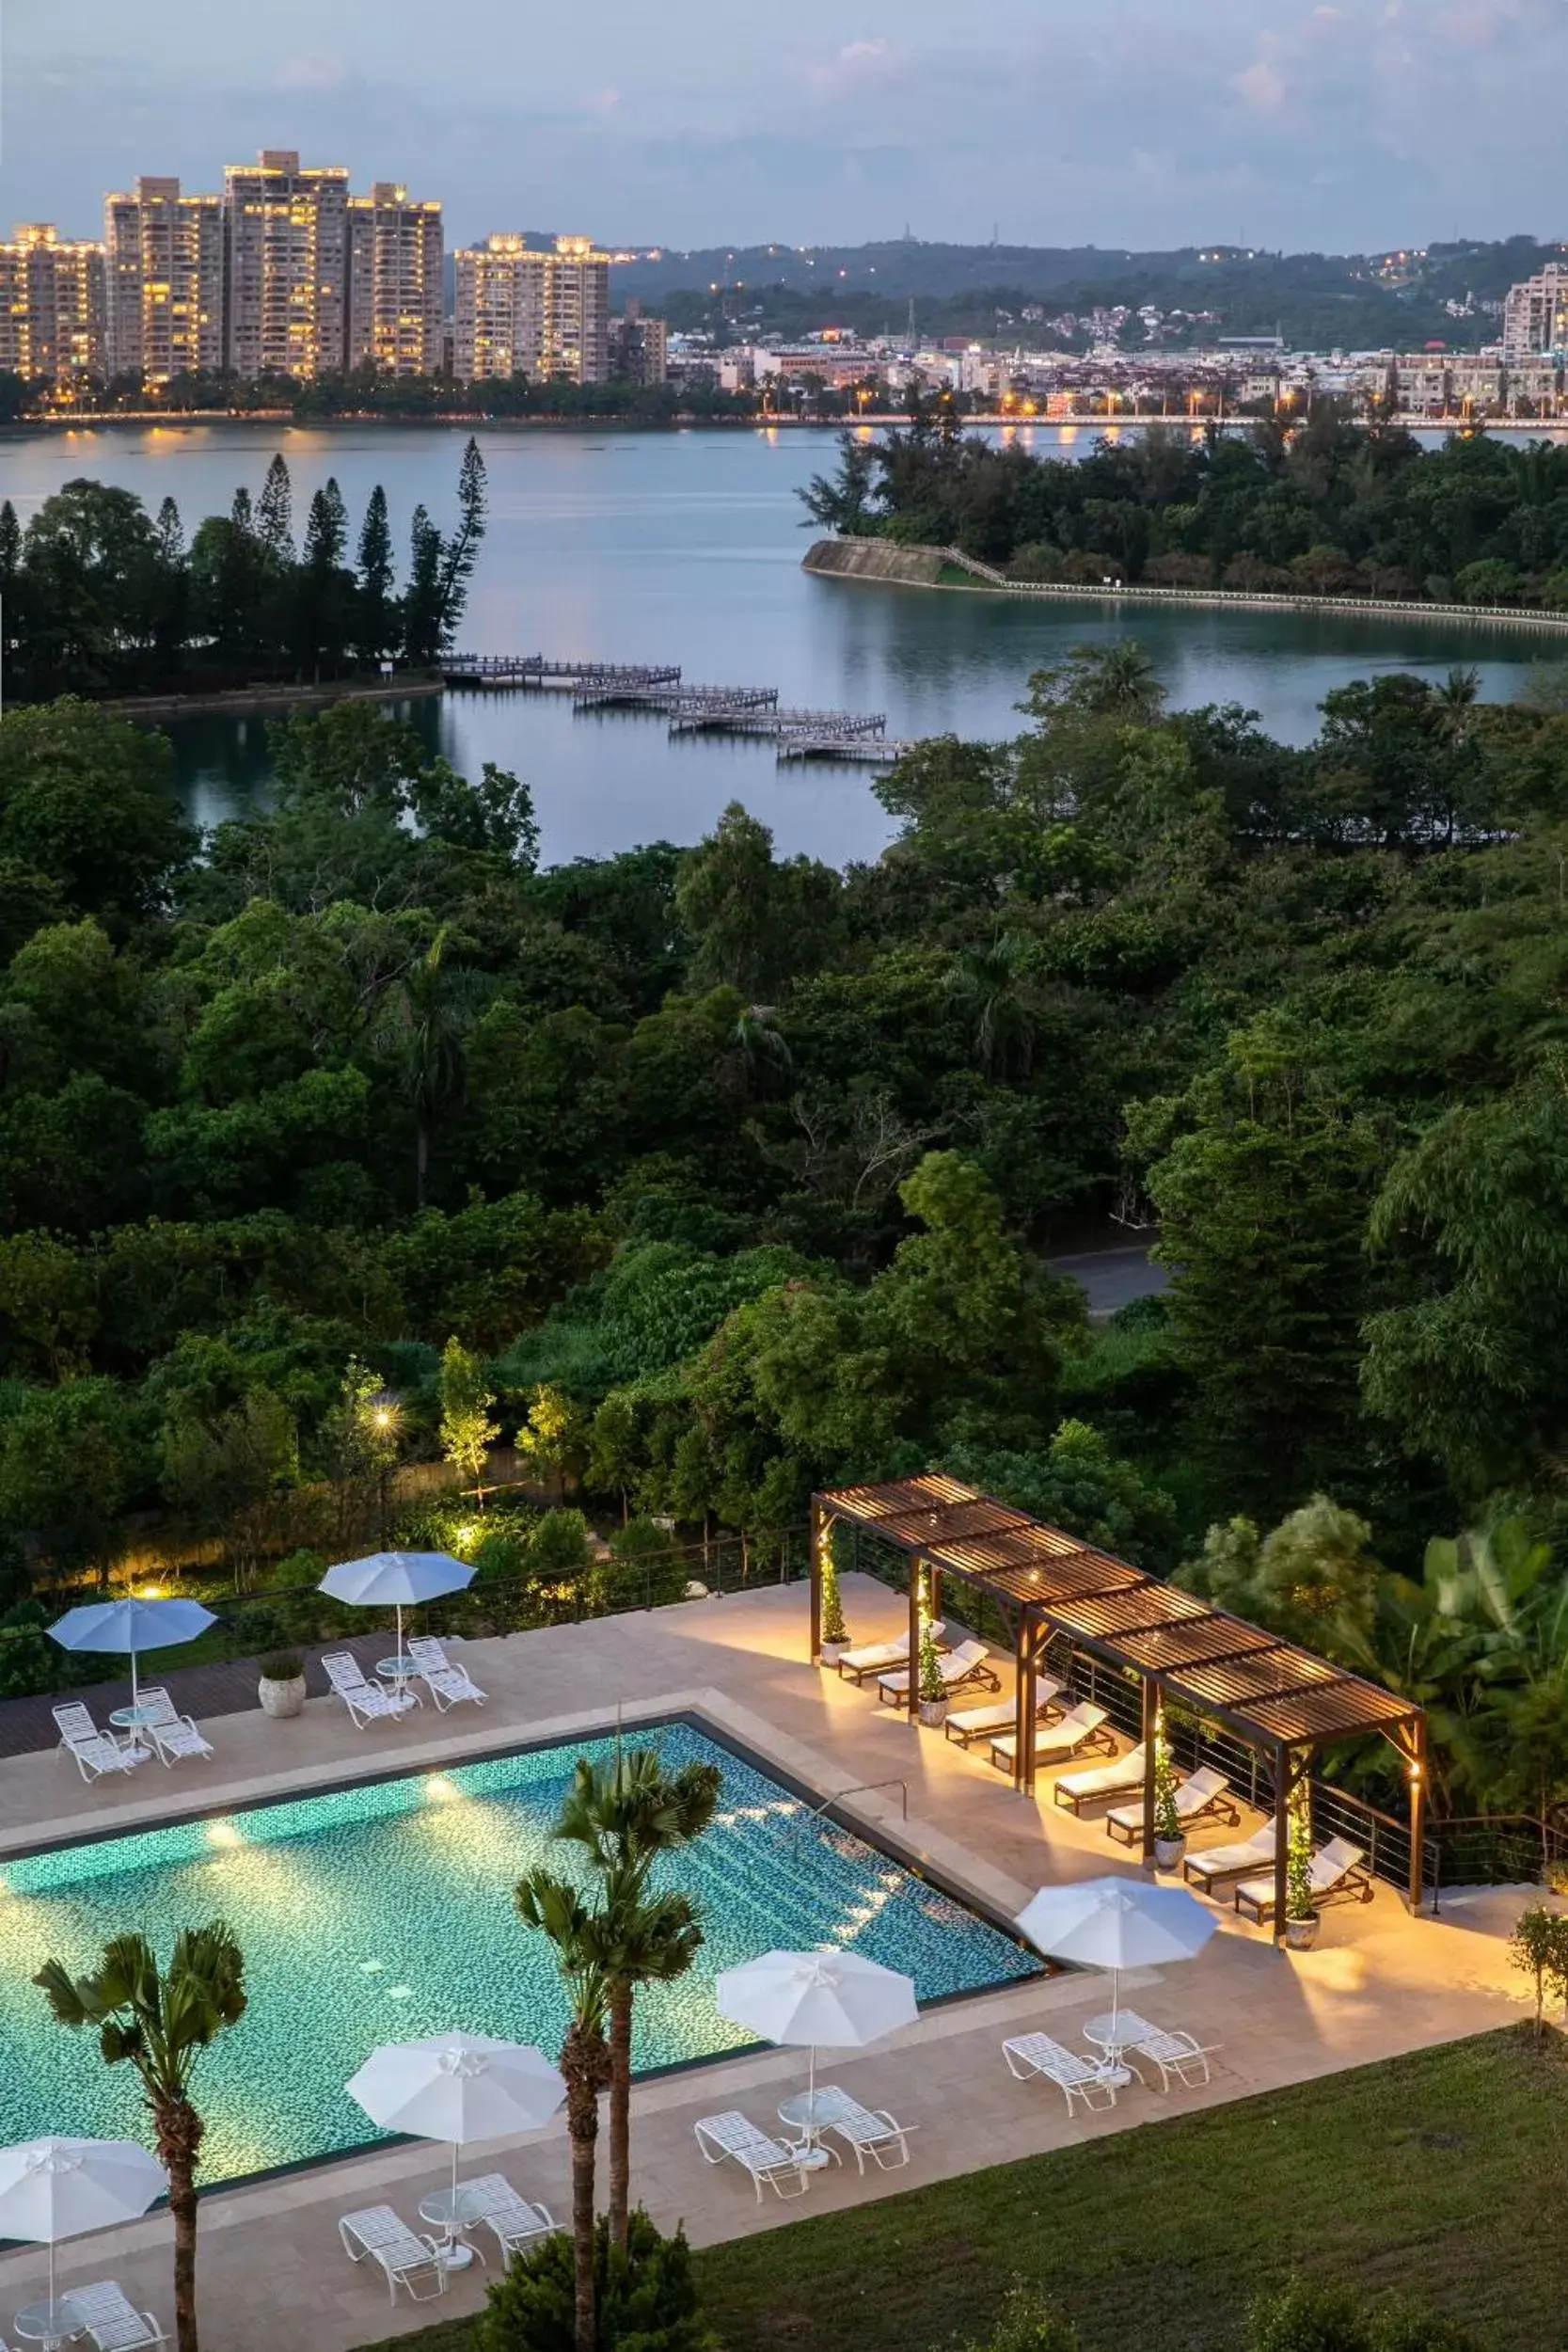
[48,1597,217,1705]
[317,1551,474,1669]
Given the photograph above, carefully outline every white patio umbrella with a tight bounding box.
[48,1598,216,1707]
[346,2031,565,2265]
[318,1551,474,1670]
[1014,1876,1216,2058]
[0,2137,167,2312]
[715,1949,917,2117]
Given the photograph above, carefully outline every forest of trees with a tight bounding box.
[6,634,1568,1810]
[0,441,488,702]
[802,407,1568,607]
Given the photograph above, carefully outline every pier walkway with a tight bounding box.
[443,650,913,763]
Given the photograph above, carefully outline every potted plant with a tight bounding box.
[916,1619,948,1727]
[819,1535,850,1667]
[1284,1786,1318,1949]
[1152,1740,1185,1870]
[257,1651,307,1720]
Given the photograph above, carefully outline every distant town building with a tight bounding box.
[453,233,610,383]
[0,225,106,384]
[346,183,443,377]
[103,178,224,382]
[1503,264,1568,364]
[222,150,350,379]
[609,303,668,385]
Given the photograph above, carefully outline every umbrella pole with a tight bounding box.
[397,1602,404,1669]
[130,1645,138,1708]
[49,2236,55,2313]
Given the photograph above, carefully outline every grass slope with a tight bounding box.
[362,2028,1567,2352]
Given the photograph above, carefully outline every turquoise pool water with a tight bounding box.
[0,1723,1039,2185]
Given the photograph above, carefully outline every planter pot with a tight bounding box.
[258,1674,306,1720]
[918,1697,949,1728]
[819,1641,848,1668]
[1284,1913,1321,1952]
[1153,1836,1187,1871]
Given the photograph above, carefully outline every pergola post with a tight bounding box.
[1140,1677,1160,1864]
[929,1566,943,1635]
[1407,1714,1427,1915]
[1273,1743,1290,1943]
[907,1551,923,1719]
[809,1498,824,1663]
[1015,1617,1037,1794]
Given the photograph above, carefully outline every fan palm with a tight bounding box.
[553,1748,721,2249]
[942,932,1039,1078]
[35,1925,246,2352]
[515,1867,612,2352]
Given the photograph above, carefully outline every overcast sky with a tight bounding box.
[5,0,1564,253]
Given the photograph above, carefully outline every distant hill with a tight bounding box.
[609,233,1568,349]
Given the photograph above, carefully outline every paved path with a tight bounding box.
[0,1633,395,1759]
[1049,1243,1169,1318]
[0,1580,1535,2351]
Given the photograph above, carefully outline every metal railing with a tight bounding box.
[794,1780,910,1840]
[1423,1815,1568,1915]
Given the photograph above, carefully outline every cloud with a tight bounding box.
[799,40,908,102]
[1231,58,1288,111]
[276,52,350,93]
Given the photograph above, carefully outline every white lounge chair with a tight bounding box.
[1182,1820,1276,1892]
[1054,1743,1149,1816]
[988,1700,1113,1775]
[1234,1836,1370,1925]
[338,2204,449,2302]
[136,1688,214,1768]
[693,2109,811,2201]
[405,1635,486,1710]
[807,2085,912,2171]
[1003,2032,1120,2116]
[878,1636,1000,1707]
[53,1704,146,1783]
[322,1653,417,1729]
[455,2172,558,2263]
[944,1678,1065,1747]
[836,1624,945,1684]
[69,2280,169,2350]
[1117,2018,1220,2092]
[1105,1764,1239,1846]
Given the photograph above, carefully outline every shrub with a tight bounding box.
[1246,2279,1482,2352]
[529,1508,594,1581]
[263,1548,335,1645]
[607,1516,689,1607]
[258,1652,302,1681]
[477,2208,715,2352]
[1509,1904,1568,2034]
[946,2284,1079,2352]
[0,1616,54,1698]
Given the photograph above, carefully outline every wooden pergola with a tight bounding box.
[811,1474,1427,1934]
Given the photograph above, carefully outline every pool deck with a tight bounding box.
[0,1577,1542,2348]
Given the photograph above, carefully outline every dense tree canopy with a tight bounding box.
[5,625,1568,1811]
[803,411,1568,608]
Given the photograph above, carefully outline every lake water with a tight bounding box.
[3,421,1558,864]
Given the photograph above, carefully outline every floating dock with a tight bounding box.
[444,653,911,763]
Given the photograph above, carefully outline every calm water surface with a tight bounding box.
[3,421,1556,864]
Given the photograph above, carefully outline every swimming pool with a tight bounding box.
[0,1721,1040,2185]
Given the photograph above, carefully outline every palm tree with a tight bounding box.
[1433,665,1481,746]
[515,1868,612,2352]
[942,933,1039,1079]
[371,928,489,1206]
[35,1927,246,2352]
[553,1750,721,2249]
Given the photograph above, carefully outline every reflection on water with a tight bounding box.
[4,421,1555,865]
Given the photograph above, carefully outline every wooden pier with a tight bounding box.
[444,652,913,765]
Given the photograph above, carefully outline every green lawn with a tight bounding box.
[363,2028,1568,2352]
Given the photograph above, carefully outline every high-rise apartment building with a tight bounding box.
[453,232,610,383]
[103,178,224,382]
[346,184,443,376]
[222,150,350,378]
[546,236,610,383]
[0,225,106,383]
[1503,263,1568,364]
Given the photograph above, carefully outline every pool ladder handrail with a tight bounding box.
[793,1779,910,1839]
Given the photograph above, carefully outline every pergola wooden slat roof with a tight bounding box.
[817,1474,1418,1753]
